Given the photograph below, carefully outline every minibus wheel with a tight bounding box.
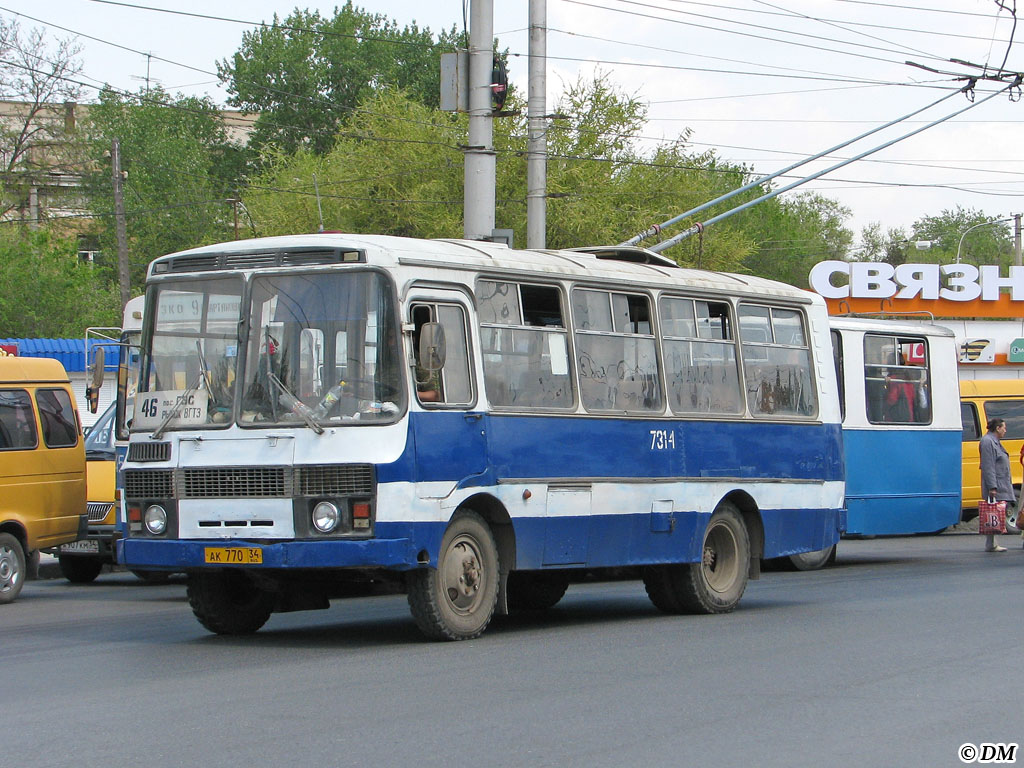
[643,501,750,614]
[187,571,275,635]
[0,533,26,604]
[58,554,103,583]
[407,510,499,640]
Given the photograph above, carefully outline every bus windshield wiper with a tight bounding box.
[267,371,324,435]
[152,368,205,440]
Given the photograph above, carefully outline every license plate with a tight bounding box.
[204,547,263,565]
[61,539,99,554]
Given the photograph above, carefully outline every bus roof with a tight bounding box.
[828,315,956,338]
[147,233,820,304]
[959,379,1024,398]
[0,355,71,384]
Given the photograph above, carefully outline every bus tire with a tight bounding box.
[58,554,103,584]
[0,533,26,604]
[187,571,275,635]
[507,571,569,612]
[787,544,837,571]
[407,511,499,640]
[643,502,749,614]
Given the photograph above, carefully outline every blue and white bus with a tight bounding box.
[830,317,961,536]
[118,234,844,639]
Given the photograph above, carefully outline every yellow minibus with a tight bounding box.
[0,356,87,602]
[960,379,1024,531]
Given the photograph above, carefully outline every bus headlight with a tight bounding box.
[144,505,168,535]
[312,501,340,533]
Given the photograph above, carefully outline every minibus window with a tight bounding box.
[0,389,37,450]
[37,388,78,448]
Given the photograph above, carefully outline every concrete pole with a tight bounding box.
[112,138,131,309]
[464,0,496,241]
[1015,213,1021,267]
[527,0,547,249]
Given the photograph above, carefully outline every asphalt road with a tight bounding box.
[5,532,1023,768]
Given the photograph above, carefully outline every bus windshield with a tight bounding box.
[240,271,403,426]
[135,276,244,432]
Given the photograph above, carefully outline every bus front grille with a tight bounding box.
[180,467,291,498]
[298,464,374,496]
[124,469,174,499]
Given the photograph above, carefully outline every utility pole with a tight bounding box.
[527,0,547,249]
[1015,213,1021,267]
[463,0,495,241]
[111,138,130,309]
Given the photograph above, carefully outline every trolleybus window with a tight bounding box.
[738,304,816,418]
[572,288,661,413]
[863,334,930,425]
[477,280,572,409]
[660,297,742,415]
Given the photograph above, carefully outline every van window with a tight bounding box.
[37,388,78,448]
[0,389,38,450]
[961,402,980,441]
[982,399,1024,439]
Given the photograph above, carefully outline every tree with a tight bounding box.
[909,206,1013,267]
[0,230,119,337]
[82,86,245,291]
[218,3,462,157]
[240,76,853,280]
[0,18,84,222]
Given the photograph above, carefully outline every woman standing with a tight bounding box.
[979,417,1014,552]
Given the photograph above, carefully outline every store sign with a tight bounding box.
[1008,338,1024,363]
[960,339,995,363]
[0,343,18,356]
[809,261,1024,302]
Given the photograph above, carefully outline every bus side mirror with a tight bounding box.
[418,322,446,371]
[86,347,105,413]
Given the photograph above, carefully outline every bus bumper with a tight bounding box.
[117,536,422,572]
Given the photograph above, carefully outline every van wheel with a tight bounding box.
[59,555,103,584]
[407,511,499,640]
[187,571,275,635]
[0,533,26,604]
[643,502,750,614]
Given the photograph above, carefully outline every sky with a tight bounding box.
[2,0,1023,248]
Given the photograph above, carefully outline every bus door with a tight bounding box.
[408,296,488,488]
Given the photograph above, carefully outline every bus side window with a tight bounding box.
[412,303,473,407]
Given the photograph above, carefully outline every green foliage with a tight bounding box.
[82,86,243,289]
[241,74,854,283]
[0,231,119,337]
[219,2,462,156]
[910,206,1014,267]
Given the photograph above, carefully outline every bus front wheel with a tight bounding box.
[0,533,26,604]
[187,571,275,635]
[407,511,499,640]
[643,502,750,614]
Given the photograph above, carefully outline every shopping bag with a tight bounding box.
[978,498,1007,535]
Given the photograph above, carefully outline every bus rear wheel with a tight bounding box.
[0,533,26,604]
[786,544,837,571]
[643,502,750,614]
[59,554,103,583]
[407,511,499,640]
[187,571,275,635]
